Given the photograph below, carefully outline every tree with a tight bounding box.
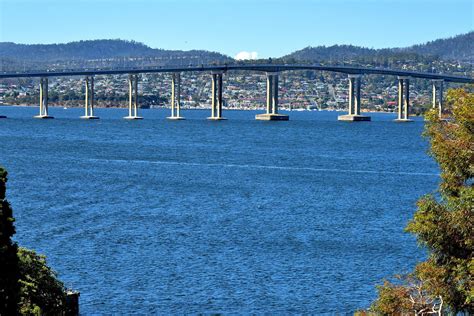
[370,262,446,315]
[0,167,67,315]
[370,88,474,315]
[0,167,20,315]
[17,248,66,315]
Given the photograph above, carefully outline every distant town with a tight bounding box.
[1,34,472,114]
[0,67,467,114]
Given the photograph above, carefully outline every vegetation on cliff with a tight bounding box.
[0,167,67,315]
[368,88,473,315]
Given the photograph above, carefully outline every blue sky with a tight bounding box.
[0,0,472,58]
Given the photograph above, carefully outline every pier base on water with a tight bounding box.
[338,114,371,122]
[80,115,99,120]
[255,113,289,121]
[0,115,6,119]
[167,116,185,120]
[123,116,143,120]
[394,118,414,123]
[207,116,227,121]
[34,115,54,119]
[256,73,288,121]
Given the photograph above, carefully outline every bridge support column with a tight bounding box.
[81,76,99,119]
[394,76,413,122]
[167,73,185,120]
[124,74,143,120]
[34,77,54,119]
[256,72,289,121]
[338,74,370,121]
[207,71,226,120]
[432,79,444,118]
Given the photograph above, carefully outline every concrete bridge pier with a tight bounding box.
[207,71,226,120]
[338,74,370,121]
[167,73,185,120]
[81,76,99,119]
[34,77,54,119]
[432,79,444,118]
[124,74,143,120]
[256,72,289,121]
[394,76,413,122]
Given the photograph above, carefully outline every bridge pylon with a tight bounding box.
[394,76,413,122]
[81,76,99,120]
[167,73,185,120]
[207,71,227,120]
[255,72,289,121]
[338,74,370,122]
[124,74,143,120]
[432,79,444,118]
[34,77,54,119]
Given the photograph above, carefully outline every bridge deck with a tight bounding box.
[0,64,473,83]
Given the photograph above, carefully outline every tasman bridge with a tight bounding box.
[0,64,473,121]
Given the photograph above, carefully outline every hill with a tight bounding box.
[0,39,233,71]
[404,32,473,63]
[281,45,377,63]
[283,32,473,64]
[0,40,157,61]
[0,33,472,72]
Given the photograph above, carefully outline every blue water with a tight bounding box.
[0,106,438,314]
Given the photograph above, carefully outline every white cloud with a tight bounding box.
[235,51,258,60]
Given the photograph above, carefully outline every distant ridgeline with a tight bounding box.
[281,32,474,64]
[0,32,473,73]
[0,39,233,71]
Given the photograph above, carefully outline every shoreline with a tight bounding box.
[0,103,397,114]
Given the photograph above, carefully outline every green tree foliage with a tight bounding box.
[370,88,474,314]
[17,248,66,315]
[0,167,67,315]
[371,261,448,315]
[422,89,474,197]
[0,167,20,314]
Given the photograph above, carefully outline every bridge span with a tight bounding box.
[0,64,472,121]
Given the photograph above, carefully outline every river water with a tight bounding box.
[0,106,437,314]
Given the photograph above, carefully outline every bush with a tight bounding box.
[0,167,68,315]
[0,167,20,314]
[368,88,474,314]
[17,248,66,315]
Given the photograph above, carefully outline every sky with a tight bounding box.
[0,0,472,59]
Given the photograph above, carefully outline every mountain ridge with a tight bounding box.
[282,32,473,64]
[0,39,233,71]
[0,32,472,72]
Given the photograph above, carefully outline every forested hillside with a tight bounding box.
[0,33,472,81]
[283,32,473,65]
[0,40,233,71]
[406,32,473,63]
